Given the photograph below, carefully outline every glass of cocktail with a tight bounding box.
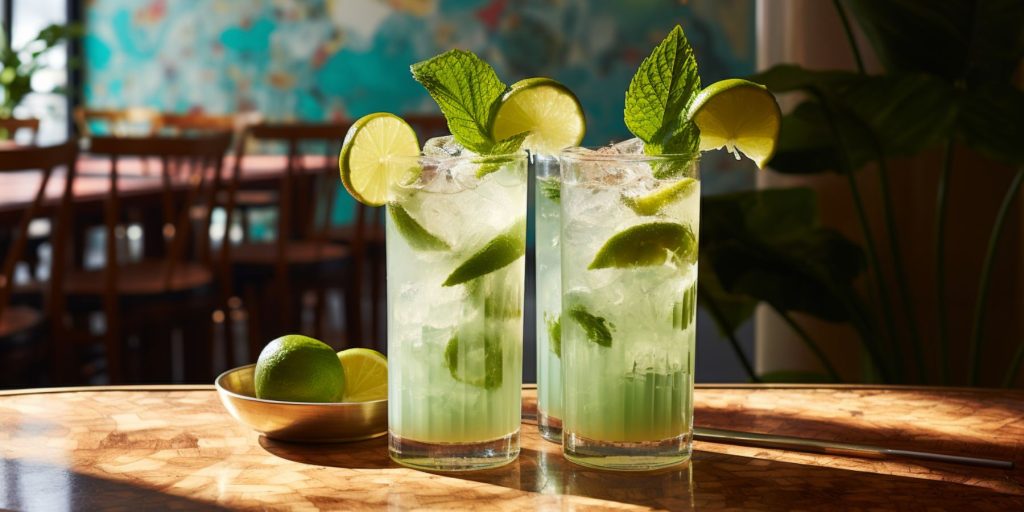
[558,147,699,471]
[534,155,564,443]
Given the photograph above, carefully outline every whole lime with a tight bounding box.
[254,335,345,402]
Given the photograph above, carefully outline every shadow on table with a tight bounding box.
[258,435,396,469]
[1,458,229,511]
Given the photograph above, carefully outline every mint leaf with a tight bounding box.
[475,131,528,177]
[546,313,562,357]
[624,25,701,159]
[411,49,506,154]
[567,305,614,348]
[538,177,560,203]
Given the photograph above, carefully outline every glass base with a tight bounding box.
[389,431,520,471]
[563,431,692,471]
[538,412,562,443]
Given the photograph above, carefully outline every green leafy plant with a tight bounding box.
[703,0,1024,386]
[0,23,82,119]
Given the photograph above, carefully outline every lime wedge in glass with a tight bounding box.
[491,77,586,153]
[623,177,698,216]
[687,78,781,169]
[589,222,696,269]
[339,113,420,206]
[443,218,526,286]
[388,204,450,251]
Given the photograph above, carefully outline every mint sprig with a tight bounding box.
[411,49,526,157]
[624,25,701,162]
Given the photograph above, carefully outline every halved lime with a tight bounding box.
[443,218,526,286]
[687,79,781,169]
[388,204,450,251]
[337,348,388,402]
[623,177,698,216]
[339,113,420,206]
[491,77,586,153]
[589,222,696,269]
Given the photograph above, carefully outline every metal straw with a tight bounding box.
[694,427,1015,470]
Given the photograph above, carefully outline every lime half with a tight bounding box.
[491,77,586,153]
[338,348,388,402]
[443,218,526,286]
[687,79,781,169]
[340,113,420,206]
[589,222,697,269]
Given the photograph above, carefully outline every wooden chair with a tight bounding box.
[0,143,77,385]
[74,107,163,138]
[404,114,448,140]
[0,118,41,145]
[65,132,232,384]
[223,122,361,357]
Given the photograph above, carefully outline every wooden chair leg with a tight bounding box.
[222,299,237,369]
[240,208,251,243]
[245,285,263,362]
[312,285,326,342]
[104,311,124,385]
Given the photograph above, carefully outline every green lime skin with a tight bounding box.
[254,334,346,403]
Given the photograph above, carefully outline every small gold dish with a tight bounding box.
[215,364,387,442]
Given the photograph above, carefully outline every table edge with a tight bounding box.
[2,382,1020,397]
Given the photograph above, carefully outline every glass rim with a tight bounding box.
[387,150,528,166]
[559,146,699,164]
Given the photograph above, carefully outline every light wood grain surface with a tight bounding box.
[1,385,1022,510]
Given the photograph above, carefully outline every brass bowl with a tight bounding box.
[215,364,387,442]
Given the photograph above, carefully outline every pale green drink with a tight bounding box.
[387,152,527,471]
[559,148,699,470]
[534,155,563,442]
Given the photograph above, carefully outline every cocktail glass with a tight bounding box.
[386,151,528,471]
[558,148,699,471]
[534,154,564,443]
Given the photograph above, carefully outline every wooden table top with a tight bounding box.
[1,385,1021,510]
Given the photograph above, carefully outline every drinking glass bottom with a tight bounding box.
[389,431,520,471]
[563,431,692,471]
[538,412,562,444]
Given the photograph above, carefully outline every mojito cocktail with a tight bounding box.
[534,155,564,442]
[386,150,527,470]
[559,148,699,470]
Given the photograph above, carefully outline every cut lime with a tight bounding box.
[388,204,450,251]
[623,177,698,216]
[444,331,504,390]
[589,222,696,269]
[491,77,586,153]
[443,218,526,286]
[339,113,420,206]
[567,305,613,348]
[337,348,388,402]
[687,79,781,169]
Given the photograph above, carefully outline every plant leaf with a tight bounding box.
[959,83,1024,165]
[411,49,506,154]
[624,25,701,158]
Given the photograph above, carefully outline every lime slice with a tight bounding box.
[589,222,696,269]
[491,77,586,153]
[623,177,698,216]
[388,204,450,251]
[339,113,420,206]
[687,78,781,169]
[337,348,388,402]
[444,331,504,390]
[443,218,526,286]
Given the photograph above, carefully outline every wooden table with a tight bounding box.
[0,154,332,223]
[1,385,1021,510]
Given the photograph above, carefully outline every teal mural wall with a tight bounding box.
[84,0,755,162]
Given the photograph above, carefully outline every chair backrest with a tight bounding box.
[404,114,448,141]
[0,142,78,325]
[0,118,41,145]
[74,107,163,137]
[229,121,351,244]
[86,133,233,291]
